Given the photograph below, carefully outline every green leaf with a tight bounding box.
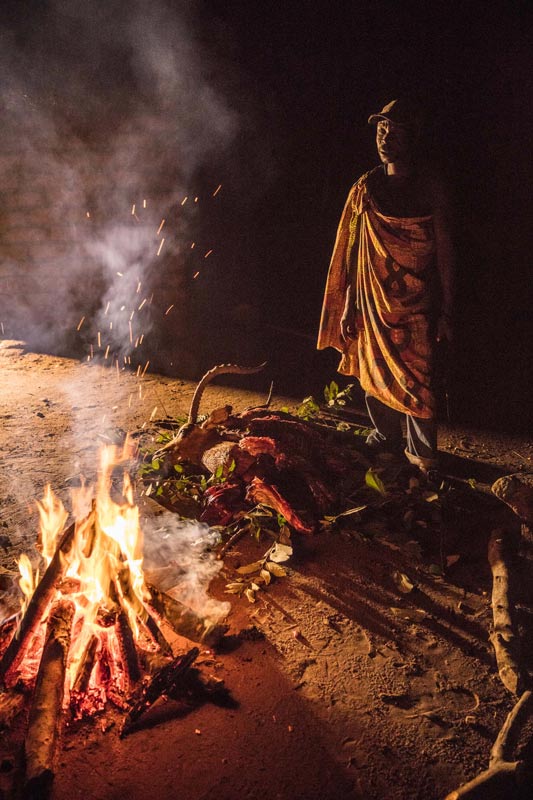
[155,485,164,496]
[353,426,374,438]
[173,464,184,474]
[467,478,477,489]
[151,458,162,471]
[228,459,236,474]
[365,468,387,496]
[428,563,443,576]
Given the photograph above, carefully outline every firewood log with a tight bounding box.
[146,585,227,648]
[24,599,74,796]
[488,529,522,695]
[0,512,94,684]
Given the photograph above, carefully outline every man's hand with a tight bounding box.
[340,309,358,343]
[436,313,453,343]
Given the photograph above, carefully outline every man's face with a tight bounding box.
[375,119,413,164]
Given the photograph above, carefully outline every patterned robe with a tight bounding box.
[317,168,436,419]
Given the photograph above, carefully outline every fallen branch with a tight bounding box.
[24,599,74,796]
[445,690,533,799]
[488,529,523,695]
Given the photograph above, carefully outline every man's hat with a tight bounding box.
[368,98,423,128]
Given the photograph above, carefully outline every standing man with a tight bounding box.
[317,98,454,475]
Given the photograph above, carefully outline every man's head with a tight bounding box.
[368,98,422,167]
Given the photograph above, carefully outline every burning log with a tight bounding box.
[120,646,199,737]
[116,610,141,690]
[24,599,74,796]
[146,584,227,648]
[0,513,95,685]
[71,634,99,695]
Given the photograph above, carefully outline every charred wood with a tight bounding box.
[120,646,199,737]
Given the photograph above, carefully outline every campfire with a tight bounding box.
[0,441,227,793]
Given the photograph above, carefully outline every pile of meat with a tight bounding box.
[157,365,367,533]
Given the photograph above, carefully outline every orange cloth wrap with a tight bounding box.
[317,168,436,419]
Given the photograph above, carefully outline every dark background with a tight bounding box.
[1,0,531,432]
[195,0,532,432]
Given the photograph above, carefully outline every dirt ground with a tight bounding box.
[1,339,532,800]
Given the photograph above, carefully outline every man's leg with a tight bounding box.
[404,415,438,472]
[365,393,403,452]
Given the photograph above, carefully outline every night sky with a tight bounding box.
[1,0,531,431]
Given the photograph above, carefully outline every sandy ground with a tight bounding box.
[1,339,532,800]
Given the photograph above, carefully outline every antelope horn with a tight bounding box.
[188,362,267,424]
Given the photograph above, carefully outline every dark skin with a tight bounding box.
[340,118,454,344]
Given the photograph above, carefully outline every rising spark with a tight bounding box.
[181,196,188,206]
[76,316,85,331]
[149,406,158,421]
[141,361,150,377]
[117,272,123,277]
[193,271,200,279]
[129,321,133,344]
[97,331,101,348]
[157,219,165,235]
[131,204,136,215]
[136,281,142,293]
[164,304,174,316]
[143,199,147,208]
[204,249,213,259]
[138,299,147,311]
[156,238,165,257]
[104,301,110,315]
[212,184,222,197]
[104,345,110,359]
